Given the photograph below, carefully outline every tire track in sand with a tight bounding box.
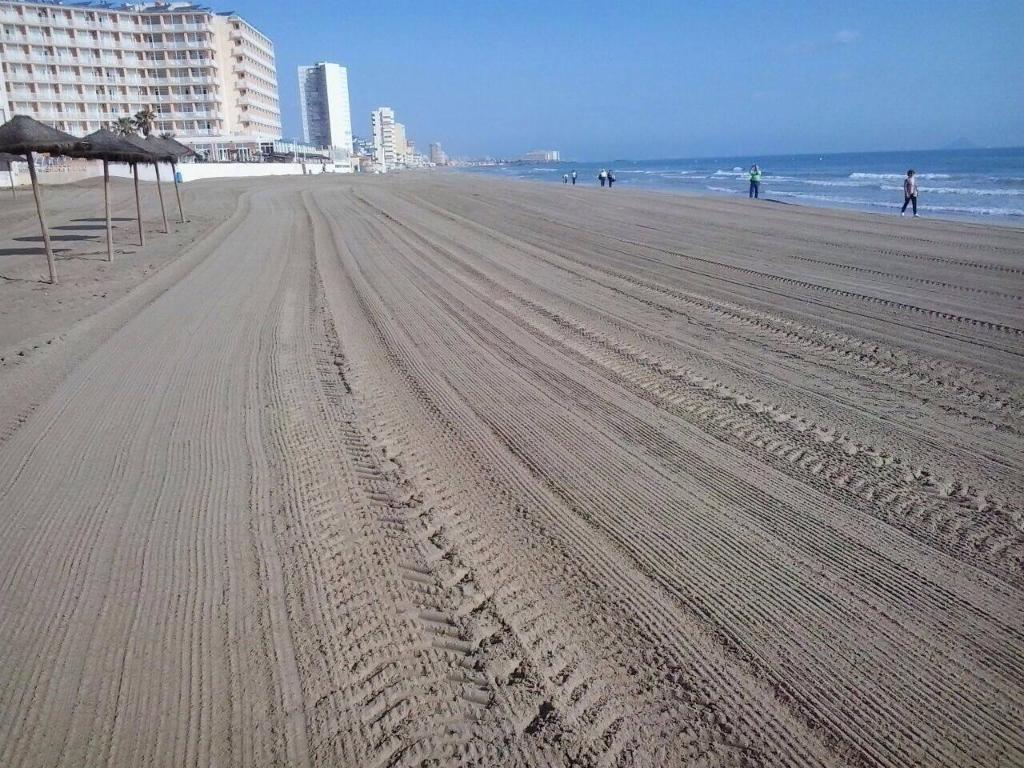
[331,183,1024,768]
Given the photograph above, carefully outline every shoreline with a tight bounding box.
[450,167,1024,230]
[453,147,1024,227]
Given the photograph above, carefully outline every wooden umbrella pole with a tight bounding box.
[26,151,57,285]
[103,159,113,262]
[171,162,184,222]
[8,166,14,199]
[133,163,144,246]
[154,162,168,233]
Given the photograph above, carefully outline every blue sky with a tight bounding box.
[237,0,1024,160]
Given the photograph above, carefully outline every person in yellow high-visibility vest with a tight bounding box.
[749,164,762,199]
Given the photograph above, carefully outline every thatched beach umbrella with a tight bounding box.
[0,116,82,284]
[64,129,151,262]
[124,134,173,234]
[149,136,193,222]
[0,152,22,199]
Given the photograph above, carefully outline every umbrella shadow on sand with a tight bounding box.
[14,233,99,242]
[70,217,135,223]
[0,245,71,282]
[0,246,71,257]
[53,224,111,231]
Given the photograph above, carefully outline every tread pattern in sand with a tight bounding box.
[1,175,1022,767]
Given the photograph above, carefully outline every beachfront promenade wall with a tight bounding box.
[7,161,351,187]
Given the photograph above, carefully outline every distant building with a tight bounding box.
[371,106,396,170]
[429,142,447,165]
[352,135,375,157]
[393,121,408,164]
[0,0,282,159]
[522,150,561,163]
[297,62,352,155]
[258,139,331,162]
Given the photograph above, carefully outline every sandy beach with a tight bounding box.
[1,173,1022,767]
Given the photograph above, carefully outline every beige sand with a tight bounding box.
[1,173,1022,767]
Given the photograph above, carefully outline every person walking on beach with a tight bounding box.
[749,164,762,199]
[599,169,608,187]
[607,170,616,188]
[563,173,569,184]
[571,170,577,185]
[901,169,919,217]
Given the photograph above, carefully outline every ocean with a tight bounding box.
[458,147,1024,224]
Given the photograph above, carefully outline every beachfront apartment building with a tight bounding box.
[0,0,281,159]
[369,106,429,171]
[370,105,396,170]
[297,61,351,156]
[429,141,446,166]
[392,120,407,163]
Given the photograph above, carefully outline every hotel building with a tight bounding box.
[0,0,281,158]
[298,61,351,155]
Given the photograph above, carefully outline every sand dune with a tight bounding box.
[1,174,1022,767]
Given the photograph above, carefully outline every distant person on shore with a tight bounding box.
[749,164,762,199]
[599,169,608,187]
[901,170,919,217]
[563,173,569,184]
[607,170,616,188]
[571,170,577,185]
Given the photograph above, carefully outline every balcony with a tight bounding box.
[153,22,210,33]
[147,39,211,52]
[158,109,219,120]
[32,110,85,122]
[237,78,276,99]
[153,74,218,86]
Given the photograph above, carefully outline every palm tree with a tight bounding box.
[113,117,137,136]
[133,107,157,137]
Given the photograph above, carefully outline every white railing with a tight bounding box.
[32,111,79,121]
[159,75,218,86]
[238,80,277,101]
[229,28,273,57]
[149,23,209,32]
[160,109,219,119]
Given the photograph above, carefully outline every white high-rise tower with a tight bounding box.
[298,62,352,153]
